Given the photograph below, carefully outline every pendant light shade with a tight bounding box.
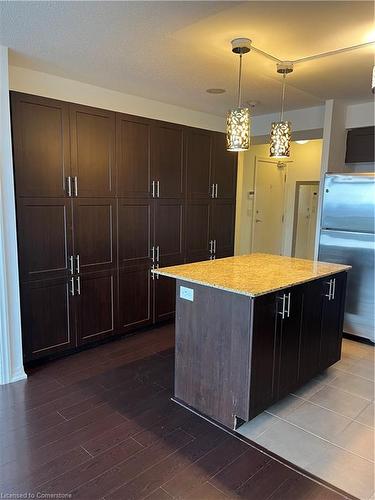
[226,38,251,152]
[270,62,293,159]
[226,107,250,151]
[270,121,292,158]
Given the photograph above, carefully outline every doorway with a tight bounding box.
[292,181,319,259]
[252,158,287,255]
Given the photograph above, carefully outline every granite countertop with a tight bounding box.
[154,253,351,297]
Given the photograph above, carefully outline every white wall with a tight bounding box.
[235,140,323,257]
[9,66,225,132]
[0,48,27,385]
[346,101,375,129]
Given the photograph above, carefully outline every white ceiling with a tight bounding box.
[0,1,374,116]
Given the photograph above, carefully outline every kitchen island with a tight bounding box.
[154,253,351,430]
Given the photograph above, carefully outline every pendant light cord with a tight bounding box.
[237,53,243,108]
[280,72,286,121]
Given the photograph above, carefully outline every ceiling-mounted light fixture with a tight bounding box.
[270,62,294,159]
[226,38,251,152]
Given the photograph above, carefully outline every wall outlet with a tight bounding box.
[180,286,194,302]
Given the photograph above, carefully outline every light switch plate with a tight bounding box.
[180,286,194,302]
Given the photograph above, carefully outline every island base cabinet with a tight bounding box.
[250,272,347,421]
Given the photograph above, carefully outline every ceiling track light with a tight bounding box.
[226,38,251,152]
[270,62,294,159]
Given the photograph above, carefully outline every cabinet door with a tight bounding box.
[21,278,75,361]
[73,198,116,273]
[320,273,347,370]
[185,200,211,263]
[151,123,184,198]
[153,199,184,322]
[250,293,278,418]
[118,198,152,268]
[118,265,152,332]
[211,132,237,199]
[117,114,151,197]
[17,198,73,281]
[345,127,374,163]
[299,279,324,384]
[11,92,71,197]
[70,104,115,196]
[276,286,304,399]
[186,128,212,199]
[76,270,116,345]
[154,199,184,266]
[210,200,235,258]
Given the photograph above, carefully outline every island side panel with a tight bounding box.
[174,279,253,429]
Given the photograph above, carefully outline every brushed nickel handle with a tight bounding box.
[69,255,74,274]
[157,180,160,198]
[209,240,213,254]
[277,294,286,319]
[215,184,218,198]
[76,276,81,295]
[213,239,216,254]
[152,180,155,198]
[332,278,336,300]
[76,254,80,274]
[156,245,160,263]
[66,176,72,197]
[73,176,78,197]
[325,279,332,300]
[70,277,75,296]
[156,263,159,279]
[151,264,155,280]
[211,184,215,198]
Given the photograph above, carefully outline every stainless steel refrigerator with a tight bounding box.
[318,173,375,343]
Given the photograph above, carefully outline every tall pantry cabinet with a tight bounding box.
[11,91,237,362]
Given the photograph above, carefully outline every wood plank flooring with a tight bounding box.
[0,323,349,499]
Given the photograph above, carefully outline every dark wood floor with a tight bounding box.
[0,324,348,499]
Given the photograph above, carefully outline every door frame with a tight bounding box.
[251,157,289,254]
[0,46,27,385]
[291,180,320,257]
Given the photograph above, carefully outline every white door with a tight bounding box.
[252,158,286,255]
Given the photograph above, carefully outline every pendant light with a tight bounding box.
[270,62,294,158]
[226,38,251,152]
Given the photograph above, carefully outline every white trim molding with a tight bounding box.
[0,46,27,385]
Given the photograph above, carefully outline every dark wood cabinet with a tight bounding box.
[345,126,374,163]
[76,269,116,345]
[21,278,75,360]
[299,279,325,384]
[154,199,184,266]
[11,93,71,198]
[186,128,212,199]
[118,265,152,332]
[185,200,211,263]
[250,273,346,419]
[320,272,347,370]
[151,123,184,199]
[212,132,237,199]
[70,104,116,197]
[275,287,304,399]
[118,198,152,268]
[73,198,116,273]
[210,200,236,258]
[11,91,236,361]
[250,293,278,418]
[17,198,73,281]
[116,114,151,198]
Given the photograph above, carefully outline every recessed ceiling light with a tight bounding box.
[206,88,226,94]
[295,140,309,144]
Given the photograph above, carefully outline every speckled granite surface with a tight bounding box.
[154,253,351,297]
